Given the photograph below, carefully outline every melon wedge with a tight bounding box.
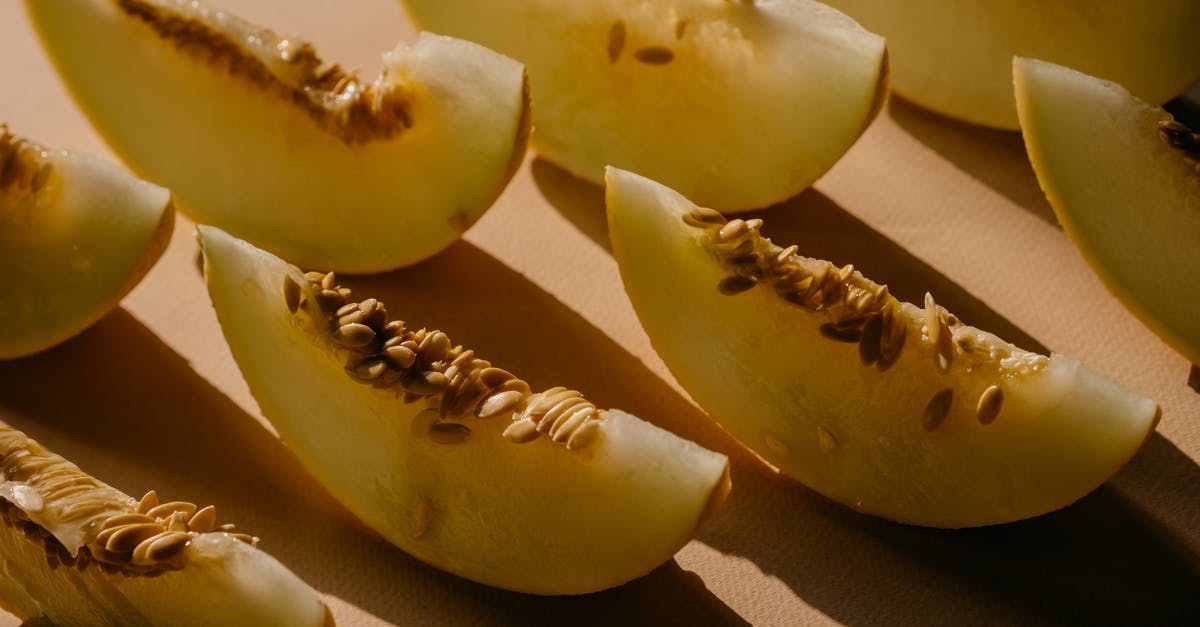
[823,0,1200,129]
[0,125,173,360]
[198,226,730,594]
[0,421,330,626]
[606,167,1160,528]
[402,0,887,212]
[26,0,530,273]
[1015,58,1200,365]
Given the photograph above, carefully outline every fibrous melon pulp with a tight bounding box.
[823,0,1200,129]
[198,226,730,594]
[0,125,173,360]
[606,167,1160,528]
[27,0,530,273]
[0,421,330,626]
[1015,57,1200,365]
[403,0,887,212]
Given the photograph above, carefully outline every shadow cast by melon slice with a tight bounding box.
[1014,57,1200,366]
[0,125,173,360]
[26,0,530,273]
[824,0,1200,129]
[402,0,887,212]
[605,167,1160,529]
[197,226,731,595]
[0,422,330,626]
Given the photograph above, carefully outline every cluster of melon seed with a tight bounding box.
[681,206,1013,430]
[0,125,51,196]
[118,0,412,146]
[1159,120,1200,161]
[0,427,253,577]
[289,271,604,450]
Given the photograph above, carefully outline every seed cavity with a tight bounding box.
[718,275,758,295]
[816,427,837,453]
[1159,120,1200,160]
[819,323,861,343]
[115,0,414,146]
[0,125,52,196]
[976,385,1003,425]
[607,20,626,63]
[764,434,790,456]
[922,388,954,431]
[634,46,675,65]
[0,427,244,577]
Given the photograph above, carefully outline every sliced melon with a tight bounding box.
[0,125,173,360]
[1014,58,1200,365]
[197,226,730,594]
[0,421,330,626]
[26,0,529,273]
[606,167,1160,528]
[402,0,886,212]
[823,0,1200,129]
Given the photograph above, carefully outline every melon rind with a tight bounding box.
[0,131,173,360]
[824,0,1200,129]
[402,0,887,212]
[1015,57,1200,366]
[198,225,730,595]
[606,167,1159,528]
[26,0,530,273]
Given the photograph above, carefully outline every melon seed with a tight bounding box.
[634,46,674,65]
[922,388,954,431]
[283,275,301,313]
[976,385,1004,425]
[607,20,626,63]
[718,275,758,295]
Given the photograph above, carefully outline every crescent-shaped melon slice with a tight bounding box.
[26,0,529,273]
[402,0,886,212]
[1,125,173,360]
[1015,57,1200,365]
[198,226,730,594]
[0,422,330,626]
[606,167,1159,528]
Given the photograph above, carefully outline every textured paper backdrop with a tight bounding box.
[1,1,1198,625]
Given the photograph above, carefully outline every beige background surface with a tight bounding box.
[2,1,1199,625]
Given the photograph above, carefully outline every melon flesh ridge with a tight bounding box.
[606,167,1159,528]
[199,226,730,594]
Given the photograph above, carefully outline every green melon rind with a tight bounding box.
[198,225,730,594]
[1014,57,1200,366]
[606,166,1159,528]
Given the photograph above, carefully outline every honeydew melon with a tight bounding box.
[1015,58,1200,366]
[606,167,1160,528]
[26,0,530,273]
[0,421,330,626]
[402,0,887,212]
[823,0,1200,129]
[198,226,730,594]
[0,125,173,360]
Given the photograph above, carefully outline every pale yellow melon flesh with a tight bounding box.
[0,422,331,626]
[26,0,530,273]
[198,226,730,595]
[824,0,1200,129]
[1015,58,1200,365]
[402,0,887,212]
[606,167,1160,528]
[0,125,173,360]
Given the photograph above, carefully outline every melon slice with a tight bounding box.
[606,167,1160,528]
[26,0,530,273]
[402,0,887,212]
[0,125,173,360]
[0,422,330,626]
[1014,58,1200,365]
[198,226,730,594]
[822,0,1200,130]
